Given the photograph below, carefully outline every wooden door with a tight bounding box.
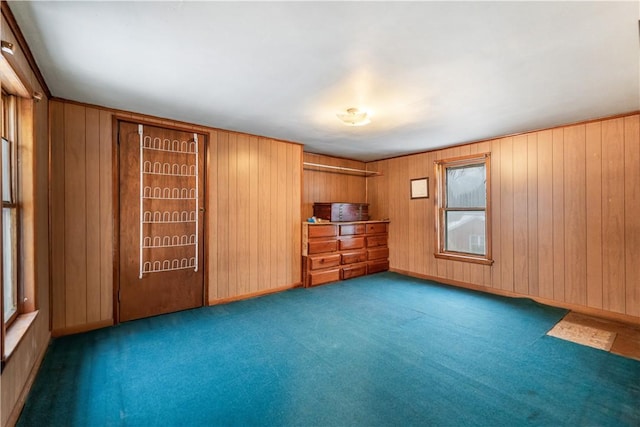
[118,121,205,321]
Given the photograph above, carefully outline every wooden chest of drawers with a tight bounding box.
[302,220,389,287]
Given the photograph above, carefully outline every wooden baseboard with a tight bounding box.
[209,282,302,306]
[6,330,50,427]
[52,319,114,337]
[390,268,640,327]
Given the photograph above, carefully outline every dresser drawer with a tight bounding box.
[366,223,387,235]
[367,260,389,274]
[367,247,389,261]
[341,250,367,265]
[366,235,387,248]
[308,268,341,286]
[308,254,341,270]
[339,224,366,236]
[308,239,338,254]
[308,224,337,238]
[341,263,367,280]
[338,236,365,251]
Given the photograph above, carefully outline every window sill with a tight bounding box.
[3,311,39,365]
[434,253,494,266]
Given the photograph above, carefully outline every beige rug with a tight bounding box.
[547,320,617,351]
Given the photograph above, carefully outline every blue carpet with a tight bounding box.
[17,272,640,426]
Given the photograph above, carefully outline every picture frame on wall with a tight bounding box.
[410,177,429,199]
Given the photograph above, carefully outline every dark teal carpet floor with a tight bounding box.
[17,272,640,426]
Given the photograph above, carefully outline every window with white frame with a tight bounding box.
[434,154,493,265]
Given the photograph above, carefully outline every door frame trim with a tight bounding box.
[112,116,209,324]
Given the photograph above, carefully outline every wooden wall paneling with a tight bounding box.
[291,144,302,284]
[84,108,101,323]
[248,136,259,294]
[276,143,288,286]
[227,133,238,297]
[395,156,410,273]
[302,153,367,219]
[601,118,625,313]
[286,144,295,284]
[512,134,529,295]
[536,130,554,299]
[408,154,421,274]
[64,103,87,326]
[236,134,250,296]
[585,122,603,309]
[490,138,501,289]
[499,137,514,292]
[257,138,271,291]
[50,101,66,330]
[99,110,113,319]
[563,125,587,305]
[526,133,539,296]
[552,128,565,302]
[216,132,229,299]
[207,131,219,303]
[624,115,640,316]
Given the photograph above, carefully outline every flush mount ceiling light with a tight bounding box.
[336,108,371,126]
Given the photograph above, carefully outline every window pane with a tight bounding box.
[445,210,486,255]
[2,137,12,203]
[3,207,17,322]
[446,164,485,208]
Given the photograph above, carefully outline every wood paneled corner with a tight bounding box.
[366,113,640,322]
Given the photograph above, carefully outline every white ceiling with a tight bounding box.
[8,1,640,161]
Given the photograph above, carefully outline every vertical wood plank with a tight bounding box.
[64,103,87,326]
[512,135,528,295]
[236,134,250,295]
[85,108,101,323]
[563,125,587,305]
[537,130,554,299]
[216,132,229,299]
[552,128,565,302]
[490,139,501,289]
[207,131,219,302]
[98,110,113,320]
[227,133,238,296]
[258,138,271,291]
[585,122,603,309]
[526,134,539,296]
[276,143,287,286]
[624,115,640,316]
[601,118,625,313]
[248,136,259,293]
[500,137,514,292]
[50,101,66,329]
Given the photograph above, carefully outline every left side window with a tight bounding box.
[2,92,18,325]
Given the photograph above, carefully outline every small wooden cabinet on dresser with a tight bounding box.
[302,220,390,287]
